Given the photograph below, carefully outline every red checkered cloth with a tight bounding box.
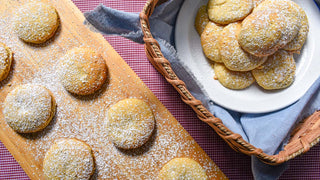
[1,1,320,179]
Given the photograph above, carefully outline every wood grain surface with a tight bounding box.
[0,0,227,179]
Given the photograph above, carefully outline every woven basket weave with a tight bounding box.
[139,0,320,165]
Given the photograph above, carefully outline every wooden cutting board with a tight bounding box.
[0,0,227,179]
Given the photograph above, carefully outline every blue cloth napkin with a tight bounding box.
[84,1,320,179]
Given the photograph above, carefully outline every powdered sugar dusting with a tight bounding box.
[12,2,59,44]
[3,84,54,133]
[219,22,267,71]
[240,0,307,57]
[252,50,296,89]
[43,138,94,180]
[158,157,208,179]
[208,0,253,24]
[201,21,224,63]
[253,0,301,47]
[106,98,155,149]
[195,5,210,35]
[0,43,12,81]
[57,47,108,95]
[283,1,309,52]
[214,63,255,89]
[0,45,8,65]
[239,8,286,56]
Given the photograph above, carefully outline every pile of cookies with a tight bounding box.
[195,0,309,90]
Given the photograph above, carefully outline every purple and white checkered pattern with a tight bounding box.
[1,1,320,179]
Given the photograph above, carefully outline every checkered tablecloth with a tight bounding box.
[1,1,320,179]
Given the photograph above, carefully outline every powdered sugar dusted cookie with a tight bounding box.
[0,42,12,81]
[253,0,301,48]
[58,47,108,96]
[43,138,95,180]
[195,5,210,35]
[214,63,255,89]
[219,22,267,71]
[201,21,224,63]
[240,0,303,57]
[207,0,253,25]
[252,50,296,90]
[239,9,288,57]
[13,2,59,44]
[106,98,155,149]
[158,157,208,180]
[3,84,56,133]
[283,2,309,53]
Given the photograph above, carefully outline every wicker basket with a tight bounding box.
[139,0,320,165]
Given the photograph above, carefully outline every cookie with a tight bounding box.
[283,2,309,53]
[200,21,224,63]
[207,0,253,25]
[253,0,301,48]
[214,63,255,89]
[13,2,59,44]
[58,47,108,96]
[0,42,13,81]
[252,50,296,90]
[195,5,210,35]
[219,22,267,71]
[3,84,56,133]
[158,157,208,180]
[106,98,155,149]
[239,9,288,57]
[43,138,95,180]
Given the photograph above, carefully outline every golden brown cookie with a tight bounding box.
[106,98,155,149]
[239,9,288,57]
[13,2,59,44]
[3,84,56,133]
[0,42,13,81]
[43,138,95,180]
[58,47,108,96]
[207,0,253,25]
[253,0,301,49]
[158,157,208,180]
[195,5,210,35]
[214,63,255,89]
[283,2,309,53]
[219,22,267,71]
[200,21,224,63]
[252,50,296,90]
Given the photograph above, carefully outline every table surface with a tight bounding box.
[1,0,320,179]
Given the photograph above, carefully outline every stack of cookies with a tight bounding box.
[195,0,309,90]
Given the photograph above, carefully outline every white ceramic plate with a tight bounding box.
[175,0,320,113]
